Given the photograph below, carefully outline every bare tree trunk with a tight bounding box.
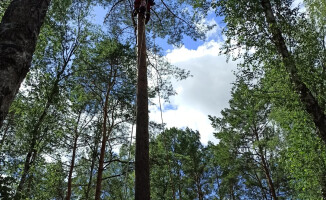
[214,166,223,199]
[15,103,49,197]
[65,112,82,200]
[178,169,183,200]
[94,68,116,200]
[85,141,99,199]
[94,92,109,200]
[15,144,36,198]
[195,175,204,200]
[260,153,277,200]
[15,53,70,196]
[135,5,150,200]
[254,171,268,200]
[0,0,51,128]
[253,128,277,200]
[261,0,326,143]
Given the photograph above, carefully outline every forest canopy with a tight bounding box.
[1,0,326,199]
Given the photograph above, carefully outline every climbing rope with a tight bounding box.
[151,29,178,197]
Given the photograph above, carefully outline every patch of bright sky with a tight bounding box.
[91,3,237,145]
[91,5,108,27]
[292,0,305,12]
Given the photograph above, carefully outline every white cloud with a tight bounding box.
[205,18,221,41]
[292,0,306,13]
[149,40,238,145]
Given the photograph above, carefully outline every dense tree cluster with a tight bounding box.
[1,0,326,199]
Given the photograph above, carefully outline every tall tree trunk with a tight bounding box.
[15,144,36,198]
[230,184,235,200]
[15,103,50,197]
[260,0,326,143]
[94,93,109,200]
[0,0,51,128]
[260,152,277,200]
[254,171,268,200]
[178,169,183,200]
[253,128,277,200]
[85,139,99,199]
[94,69,116,200]
[15,57,68,196]
[135,5,150,200]
[65,111,82,200]
[214,166,223,199]
[320,171,326,200]
[195,174,204,200]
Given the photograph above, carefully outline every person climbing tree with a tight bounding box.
[145,0,154,24]
[133,0,155,24]
[135,0,150,199]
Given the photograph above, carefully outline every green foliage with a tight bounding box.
[97,0,212,47]
[0,0,194,198]
[209,79,293,199]
[212,1,326,197]
[5,0,326,199]
[150,127,210,200]
[0,0,10,21]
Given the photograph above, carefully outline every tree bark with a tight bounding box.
[195,174,204,200]
[0,0,51,128]
[254,171,268,200]
[260,0,326,143]
[65,111,82,200]
[85,139,99,199]
[260,151,277,200]
[15,144,36,198]
[178,169,183,200]
[94,68,116,200]
[253,127,277,200]
[15,101,50,197]
[15,51,70,196]
[135,6,150,200]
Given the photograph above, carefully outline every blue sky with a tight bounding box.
[91,3,238,145]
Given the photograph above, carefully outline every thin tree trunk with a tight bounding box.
[85,140,99,199]
[94,93,109,200]
[230,184,235,200]
[195,174,204,200]
[260,0,326,143]
[170,163,176,200]
[0,0,51,128]
[178,169,183,200]
[254,171,268,200]
[260,153,277,200]
[320,172,326,200]
[135,4,150,200]
[15,105,49,196]
[65,111,82,200]
[14,26,76,195]
[15,146,34,197]
[214,166,223,199]
[15,61,68,196]
[253,128,277,200]
[94,68,116,200]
